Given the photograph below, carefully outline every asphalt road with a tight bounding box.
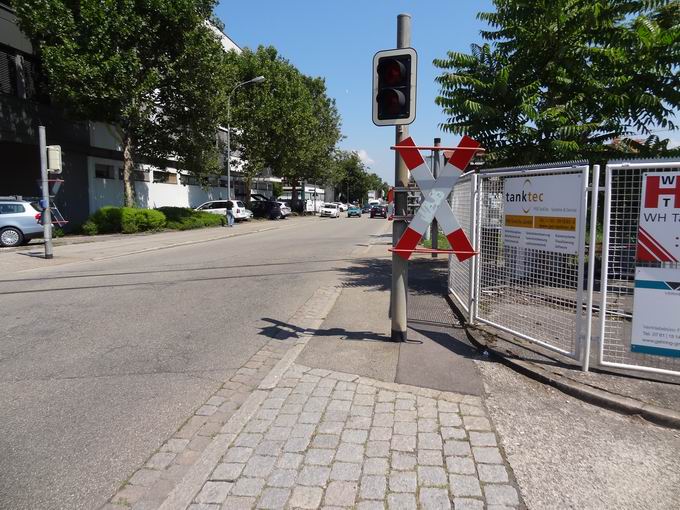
[0,215,387,510]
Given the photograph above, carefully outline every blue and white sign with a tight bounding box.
[631,266,680,358]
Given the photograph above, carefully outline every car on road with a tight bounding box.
[370,205,388,219]
[276,201,292,218]
[195,200,249,221]
[361,204,373,214]
[333,202,348,212]
[0,198,43,247]
[249,200,283,220]
[320,202,340,218]
[347,205,362,218]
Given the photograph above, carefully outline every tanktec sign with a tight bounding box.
[503,173,584,255]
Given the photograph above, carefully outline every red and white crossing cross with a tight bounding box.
[394,135,480,261]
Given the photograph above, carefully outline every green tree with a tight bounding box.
[331,151,388,204]
[226,46,341,207]
[434,0,679,166]
[16,0,229,206]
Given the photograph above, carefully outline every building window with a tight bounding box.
[95,163,117,179]
[153,171,177,184]
[118,168,149,182]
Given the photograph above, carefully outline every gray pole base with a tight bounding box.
[391,329,407,342]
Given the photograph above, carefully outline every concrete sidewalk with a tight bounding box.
[0,216,315,275]
[461,314,680,429]
[102,236,522,509]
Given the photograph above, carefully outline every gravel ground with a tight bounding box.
[477,359,680,510]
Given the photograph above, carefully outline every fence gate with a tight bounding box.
[468,163,590,360]
[448,171,475,316]
[596,160,680,377]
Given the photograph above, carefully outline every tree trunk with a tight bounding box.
[245,175,253,206]
[122,132,135,207]
[291,182,297,211]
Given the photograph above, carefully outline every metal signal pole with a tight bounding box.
[390,13,411,342]
[39,126,53,259]
[431,137,441,257]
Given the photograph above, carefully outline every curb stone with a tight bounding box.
[447,296,680,430]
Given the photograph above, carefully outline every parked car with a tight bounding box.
[361,204,373,214]
[334,202,348,212]
[0,198,43,247]
[347,205,362,218]
[195,200,248,221]
[276,201,292,218]
[320,202,340,218]
[244,209,253,220]
[370,205,388,219]
[249,200,283,220]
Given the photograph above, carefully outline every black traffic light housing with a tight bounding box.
[372,48,417,126]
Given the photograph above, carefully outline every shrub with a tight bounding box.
[157,206,225,230]
[81,220,98,235]
[84,206,166,234]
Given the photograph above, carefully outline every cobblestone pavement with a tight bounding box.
[103,285,343,510]
[175,364,521,510]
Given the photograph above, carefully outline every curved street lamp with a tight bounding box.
[226,76,265,199]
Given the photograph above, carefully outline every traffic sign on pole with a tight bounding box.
[392,135,481,261]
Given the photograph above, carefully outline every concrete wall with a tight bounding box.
[87,156,227,211]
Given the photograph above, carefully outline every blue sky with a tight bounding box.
[215,1,494,185]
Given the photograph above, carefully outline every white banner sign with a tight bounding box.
[631,267,680,358]
[636,171,680,263]
[503,173,583,254]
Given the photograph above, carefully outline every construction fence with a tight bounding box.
[448,159,680,378]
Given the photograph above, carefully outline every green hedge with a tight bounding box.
[157,207,225,230]
[82,206,166,235]
[81,206,224,235]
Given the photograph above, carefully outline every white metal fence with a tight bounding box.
[596,160,680,376]
[448,172,474,316]
[447,158,680,378]
[474,163,589,359]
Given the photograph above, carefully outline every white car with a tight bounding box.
[195,200,249,221]
[320,202,340,218]
[334,202,348,212]
[276,201,292,218]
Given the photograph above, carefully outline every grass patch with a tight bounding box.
[421,230,451,249]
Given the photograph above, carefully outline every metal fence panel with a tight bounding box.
[598,161,680,376]
[448,173,473,315]
[473,164,589,358]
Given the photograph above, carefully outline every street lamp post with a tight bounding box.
[226,76,265,199]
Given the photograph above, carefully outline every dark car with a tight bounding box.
[370,205,388,218]
[361,204,373,214]
[249,200,283,220]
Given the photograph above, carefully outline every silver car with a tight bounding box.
[0,198,43,247]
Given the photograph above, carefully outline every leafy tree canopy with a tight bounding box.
[331,150,389,204]
[16,0,229,205]
[434,0,680,166]
[226,46,342,202]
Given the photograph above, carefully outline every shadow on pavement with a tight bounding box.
[258,317,392,343]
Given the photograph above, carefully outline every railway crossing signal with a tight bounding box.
[392,135,481,261]
[372,48,417,126]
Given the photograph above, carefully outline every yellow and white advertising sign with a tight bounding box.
[503,173,583,254]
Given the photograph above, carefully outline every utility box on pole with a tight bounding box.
[47,145,62,174]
